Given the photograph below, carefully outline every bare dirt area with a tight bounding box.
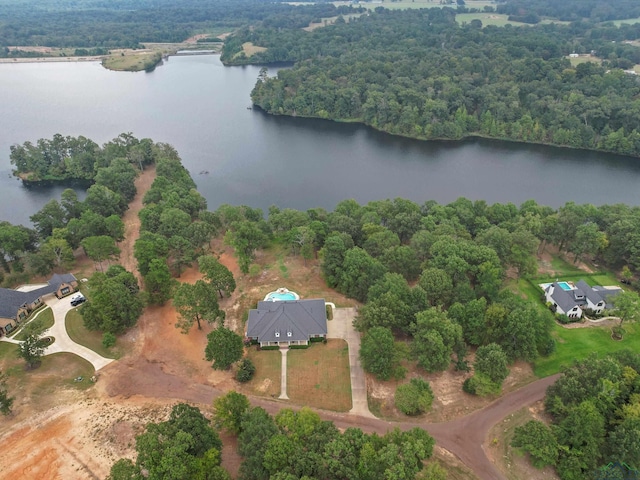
[486,402,559,480]
[117,165,156,282]
[368,356,537,423]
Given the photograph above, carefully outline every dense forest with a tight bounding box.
[245,7,640,157]
[496,0,640,23]
[107,396,437,480]
[0,0,350,51]
[513,353,640,479]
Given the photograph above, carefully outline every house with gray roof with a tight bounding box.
[246,299,328,347]
[544,280,622,319]
[0,273,77,336]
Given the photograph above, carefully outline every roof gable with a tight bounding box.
[0,273,77,319]
[247,299,327,343]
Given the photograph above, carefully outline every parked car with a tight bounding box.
[70,293,86,307]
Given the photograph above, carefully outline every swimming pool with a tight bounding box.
[264,287,300,302]
[557,281,573,291]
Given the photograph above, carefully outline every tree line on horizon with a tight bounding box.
[236,7,640,157]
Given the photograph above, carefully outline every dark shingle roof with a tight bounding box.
[247,299,327,344]
[0,273,76,319]
[548,283,582,313]
[575,280,604,306]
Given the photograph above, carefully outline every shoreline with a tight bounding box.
[0,56,104,65]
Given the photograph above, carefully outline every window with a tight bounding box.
[287,331,292,337]
[275,332,280,338]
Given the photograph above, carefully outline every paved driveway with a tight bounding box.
[44,295,114,371]
[1,295,114,372]
[327,307,374,418]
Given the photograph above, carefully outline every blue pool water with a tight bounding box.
[558,282,572,291]
[267,292,297,301]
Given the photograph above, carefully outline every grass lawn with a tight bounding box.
[14,307,54,341]
[0,342,18,360]
[568,56,603,67]
[287,339,352,412]
[240,347,281,398]
[65,309,119,359]
[102,51,162,72]
[612,16,640,26]
[534,322,640,377]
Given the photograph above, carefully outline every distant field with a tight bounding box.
[456,12,569,26]
[568,55,603,66]
[612,16,640,26]
[334,0,496,11]
[240,42,267,58]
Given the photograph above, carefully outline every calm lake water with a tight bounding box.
[2,55,640,226]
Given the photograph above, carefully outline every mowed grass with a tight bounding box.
[534,323,640,377]
[287,339,352,412]
[65,309,119,359]
[612,17,640,26]
[334,0,495,11]
[568,56,603,66]
[102,51,161,72]
[241,347,281,398]
[14,307,54,341]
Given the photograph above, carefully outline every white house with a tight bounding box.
[544,280,621,319]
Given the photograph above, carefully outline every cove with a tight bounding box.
[2,54,640,227]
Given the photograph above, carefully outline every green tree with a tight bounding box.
[235,358,256,383]
[320,232,353,288]
[510,420,559,468]
[612,290,640,328]
[133,403,224,480]
[134,232,169,276]
[17,333,47,369]
[238,407,279,480]
[224,220,268,274]
[81,235,120,272]
[107,459,142,480]
[394,378,434,416]
[419,268,453,306]
[205,326,243,370]
[412,308,463,373]
[360,326,406,380]
[213,391,251,434]
[198,255,236,298]
[30,199,66,239]
[474,343,510,385]
[0,371,14,416]
[144,258,174,305]
[172,280,225,332]
[80,266,143,334]
[338,247,387,302]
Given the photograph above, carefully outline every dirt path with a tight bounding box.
[117,165,156,283]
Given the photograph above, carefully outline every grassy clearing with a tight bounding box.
[534,322,640,377]
[33,353,96,391]
[568,56,603,66]
[65,309,119,359]
[287,339,352,411]
[239,347,281,398]
[14,307,54,341]
[612,17,640,26]
[334,0,495,11]
[102,51,162,72]
[0,342,18,361]
[241,42,267,57]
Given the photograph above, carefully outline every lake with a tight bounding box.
[2,54,640,227]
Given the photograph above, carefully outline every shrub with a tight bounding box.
[394,378,434,416]
[289,344,309,349]
[102,332,116,348]
[462,373,500,396]
[235,358,256,383]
